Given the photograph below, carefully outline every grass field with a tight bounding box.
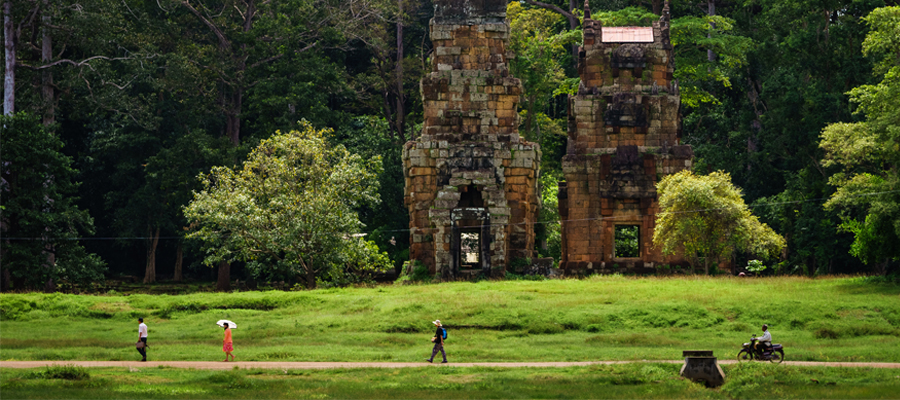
[2,363,900,399]
[1,275,898,363]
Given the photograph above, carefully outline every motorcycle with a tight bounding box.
[737,335,784,363]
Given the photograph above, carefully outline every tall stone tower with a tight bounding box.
[558,1,692,273]
[402,0,541,279]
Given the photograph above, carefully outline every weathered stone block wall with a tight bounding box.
[403,0,541,278]
[559,1,691,274]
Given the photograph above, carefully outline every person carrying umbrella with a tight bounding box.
[218,320,235,362]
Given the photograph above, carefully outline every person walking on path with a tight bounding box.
[426,319,447,363]
[223,322,235,362]
[137,318,148,362]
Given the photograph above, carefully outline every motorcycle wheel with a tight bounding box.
[769,350,784,364]
[737,349,752,362]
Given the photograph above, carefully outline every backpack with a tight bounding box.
[441,327,447,340]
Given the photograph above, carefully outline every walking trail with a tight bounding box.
[2,360,899,370]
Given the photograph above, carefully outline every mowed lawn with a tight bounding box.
[1,276,899,363]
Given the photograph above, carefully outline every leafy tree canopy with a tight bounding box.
[0,113,106,289]
[184,121,387,288]
[671,15,753,107]
[508,2,581,141]
[820,6,900,271]
[654,170,785,274]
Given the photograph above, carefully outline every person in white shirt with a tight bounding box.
[137,318,148,362]
[756,324,772,352]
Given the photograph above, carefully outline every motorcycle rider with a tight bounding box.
[755,324,772,354]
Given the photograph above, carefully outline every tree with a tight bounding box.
[670,12,752,107]
[162,0,394,289]
[346,0,428,143]
[184,122,385,289]
[331,116,409,271]
[820,6,900,274]
[0,113,106,290]
[508,1,579,141]
[653,170,785,274]
[678,0,884,275]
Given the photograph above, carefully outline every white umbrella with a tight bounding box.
[217,319,237,329]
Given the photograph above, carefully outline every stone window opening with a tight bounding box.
[460,230,481,269]
[614,225,641,258]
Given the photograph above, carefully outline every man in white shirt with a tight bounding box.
[756,324,771,352]
[137,318,148,362]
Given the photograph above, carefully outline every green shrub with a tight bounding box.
[747,260,767,273]
[25,365,90,380]
[394,260,432,284]
[508,257,532,272]
[0,297,36,321]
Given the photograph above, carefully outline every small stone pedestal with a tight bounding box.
[679,350,725,387]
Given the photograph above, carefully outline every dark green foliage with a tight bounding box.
[333,117,410,271]
[24,365,90,381]
[0,114,106,289]
[4,0,899,283]
[614,226,640,258]
[595,7,660,27]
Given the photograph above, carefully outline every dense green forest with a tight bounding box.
[2,0,898,291]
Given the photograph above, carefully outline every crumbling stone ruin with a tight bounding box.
[402,0,541,279]
[558,1,693,274]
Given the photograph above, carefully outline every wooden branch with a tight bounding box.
[17,55,132,70]
[242,0,255,33]
[523,0,575,19]
[15,3,40,43]
[247,53,284,69]
[181,0,230,50]
[294,41,317,54]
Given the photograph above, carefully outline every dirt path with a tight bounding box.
[3,360,900,370]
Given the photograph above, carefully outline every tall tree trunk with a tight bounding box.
[299,255,316,289]
[652,0,662,14]
[395,0,405,141]
[217,261,231,291]
[4,1,15,115]
[707,0,716,62]
[306,256,316,289]
[41,0,53,125]
[225,91,242,146]
[174,241,183,282]
[143,225,160,284]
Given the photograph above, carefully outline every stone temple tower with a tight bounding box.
[402,0,541,279]
[558,1,692,273]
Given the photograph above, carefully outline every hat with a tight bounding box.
[432,320,442,326]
